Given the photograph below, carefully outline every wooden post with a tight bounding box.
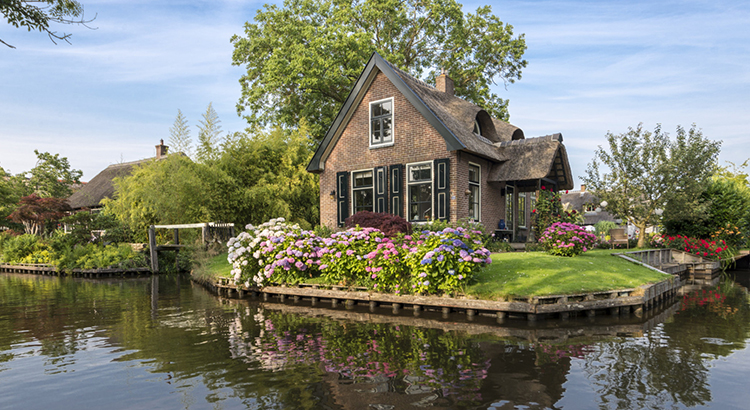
[173,229,180,245]
[202,223,209,247]
[148,225,158,273]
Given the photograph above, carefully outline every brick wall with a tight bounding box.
[320,71,457,228]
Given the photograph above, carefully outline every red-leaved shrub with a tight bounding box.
[345,211,411,237]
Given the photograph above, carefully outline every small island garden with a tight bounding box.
[198,216,672,300]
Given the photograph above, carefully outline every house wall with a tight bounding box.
[320,71,459,228]
[318,70,536,241]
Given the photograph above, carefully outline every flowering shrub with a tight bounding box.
[538,222,597,257]
[318,227,382,286]
[710,222,744,248]
[405,227,492,294]
[663,234,735,262]
[228,219,493,295]
[649,233,666,248]
[227,218,323,287]
[532,186,579,240]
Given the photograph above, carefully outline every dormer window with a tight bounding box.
[370,97,394,147]
[473,119,482,136]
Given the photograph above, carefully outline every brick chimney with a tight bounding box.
[155,139,169,159]
[436,69,454,96]
[580,184,586,192]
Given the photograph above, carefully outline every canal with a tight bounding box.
[1,271,749,409]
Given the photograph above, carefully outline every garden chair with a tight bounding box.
[609,228,629,249]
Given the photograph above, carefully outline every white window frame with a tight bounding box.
[369,97,395,148]
[505,185,514,229]
[406,161,433,222]
[468,162,481,222]
[351,168,375,215]
[518,192,527,228]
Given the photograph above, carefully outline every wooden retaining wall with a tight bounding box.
[618,249,723,285]
[206,276,681,323]
[0,263,151,278]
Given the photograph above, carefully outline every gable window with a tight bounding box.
[518,193,527,228]
[505,185,514,228]
[584,202,597,212]
[370,98,394,147]
[352,170,374,214]
[473,119,482,136]
[468,163,480,221]
[407,162,432,221]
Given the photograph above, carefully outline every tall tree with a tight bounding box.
[168,109,193,158]
[1,0,95,49]
[195,102,223,164]
[583,124,721,248]
[231,0,527,142]
[19,150,83,198]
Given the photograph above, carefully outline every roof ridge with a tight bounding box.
[493,133,562,147]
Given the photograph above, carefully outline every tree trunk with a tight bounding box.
[637,222,648,248]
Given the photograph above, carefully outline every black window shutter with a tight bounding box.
[374,166,388,214]
[336,171,350,227]
[433,158,450,221]
[389,164,403,218]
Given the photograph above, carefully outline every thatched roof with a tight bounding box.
[487,134,574,190]
[561,190,621,225]
[307,52,573,189]
[67,158,150,210]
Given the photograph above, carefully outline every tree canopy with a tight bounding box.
[664,161,750,245]
[583,124,721,248]
[1,0,95,48]
[231,0,527,142]
[19,150,82,198]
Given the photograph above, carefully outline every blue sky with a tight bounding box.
[1,0,748,187]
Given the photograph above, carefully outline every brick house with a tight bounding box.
[307,52,573,241]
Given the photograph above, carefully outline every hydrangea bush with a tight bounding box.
[227,219,493,295]
[318,227,382,286]
[405,227,492,294]
[538,222,597,257]
[227,218,323,287]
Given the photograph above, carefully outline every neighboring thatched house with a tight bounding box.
[560,185,622,227]
[67,140,170,212]
[307,52,574,241]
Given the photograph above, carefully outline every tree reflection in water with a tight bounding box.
[2,273,750,410]
[579,282,750,409]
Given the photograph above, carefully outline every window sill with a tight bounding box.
[369,142,395,149]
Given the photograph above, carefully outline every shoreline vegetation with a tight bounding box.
[193,249,670,299]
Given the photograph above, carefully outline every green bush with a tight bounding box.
[0,234,45,263]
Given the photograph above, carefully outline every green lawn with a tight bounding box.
[199,249,671,299]
[468,249,671,299]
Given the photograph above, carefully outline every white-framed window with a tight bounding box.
[473,119,482,136]
[369,97,394,147]
[351,169,374,214]
[518,192,527,228]
[468,162,481,221]
[505,185,514,228]
[407,162,432,222]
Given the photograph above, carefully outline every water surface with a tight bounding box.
[1,271,749,409]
